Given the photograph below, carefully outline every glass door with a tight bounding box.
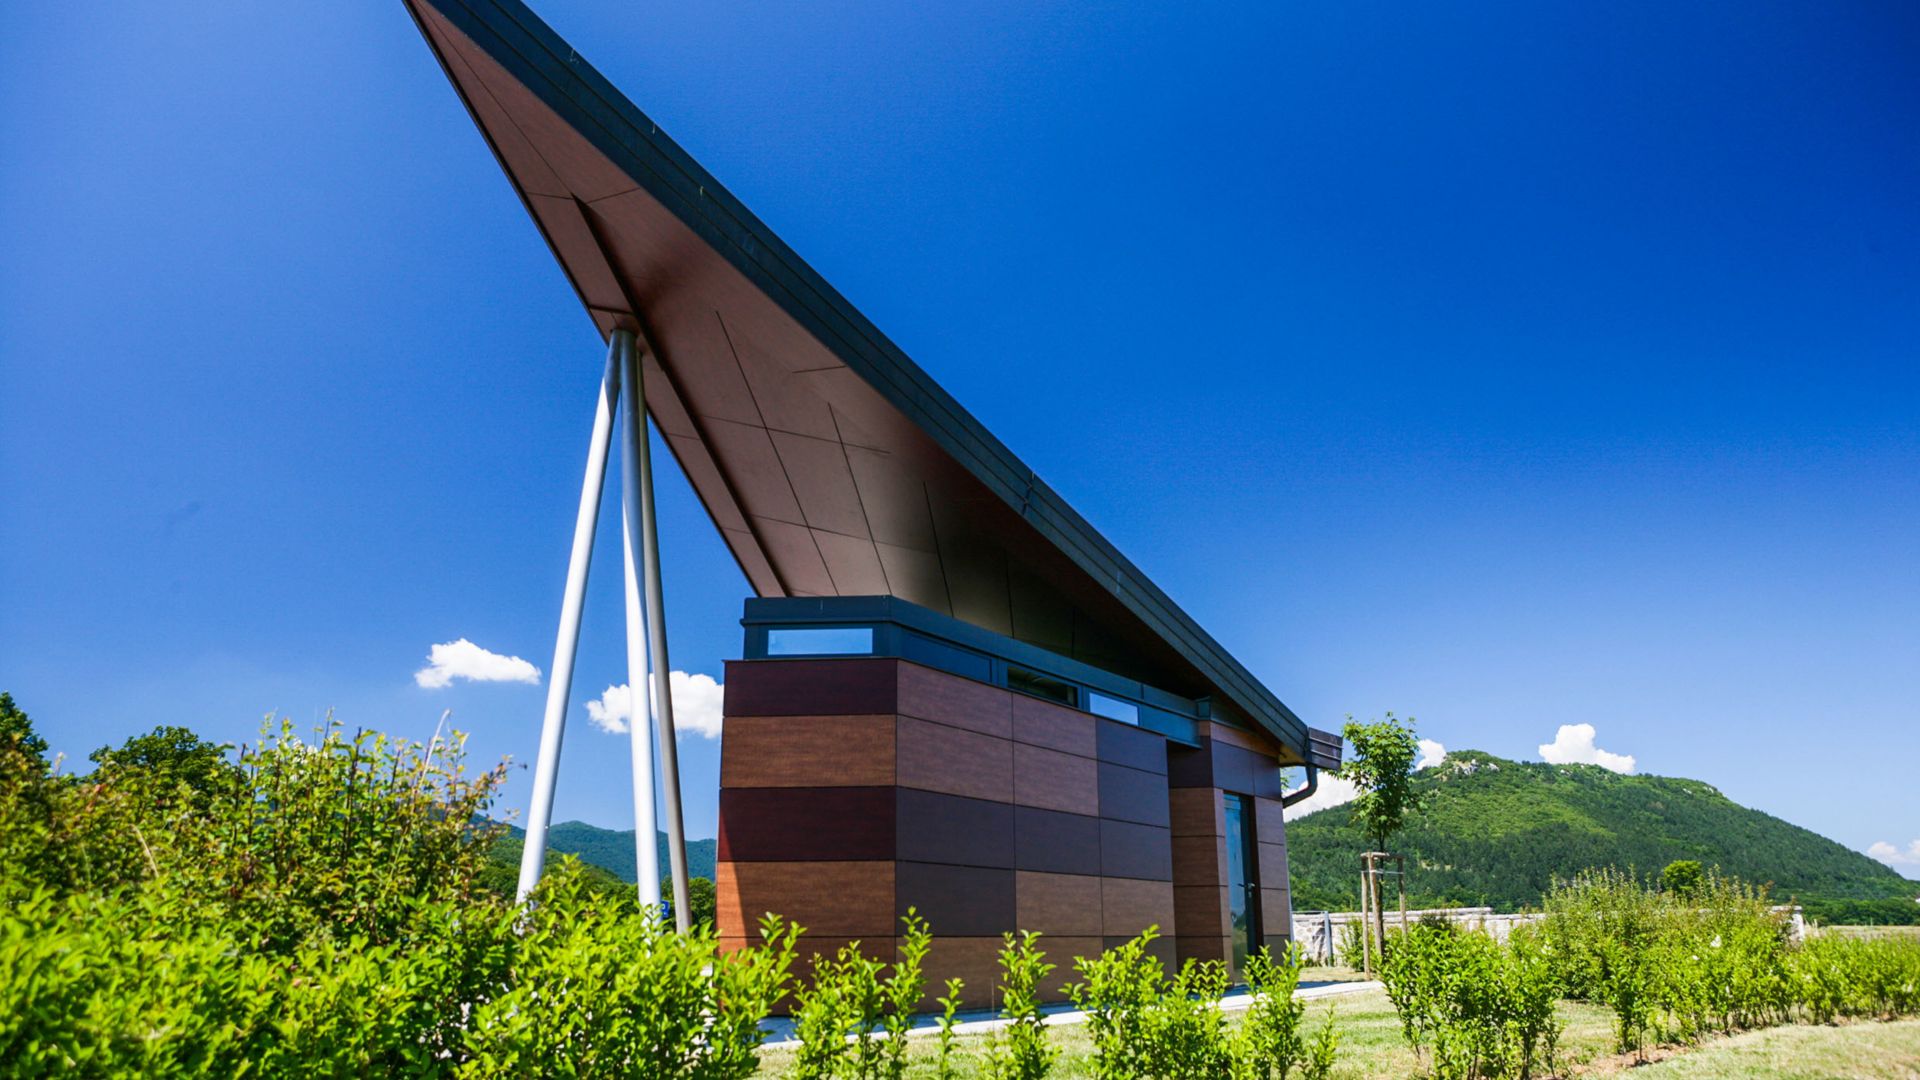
[1224,793,1262,975]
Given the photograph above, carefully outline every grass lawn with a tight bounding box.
[1626,1018,1920,1079]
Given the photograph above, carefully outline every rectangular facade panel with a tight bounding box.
[723,658,898,716]
[717,786,894,862]
[1101,877,1176,937]
[1169,787,1223,838]
[1010,695,1097,757]
[716,860,896,937]
[1097,761,1172,827]
[1098,819,1174,882]
[896,862,1016,936]
[1097,719,1167,774]
[897,661,1013,738]
[1013,805,1103,877]
[719,714,895,788]
[895,715,1013,802]
[895,788,1014,870]
[1013,742,1099,815]
[1015,871,1104,937]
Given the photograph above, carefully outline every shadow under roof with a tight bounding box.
[405,0,1332,766]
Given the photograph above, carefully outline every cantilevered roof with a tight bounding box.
[406,0,1334,766]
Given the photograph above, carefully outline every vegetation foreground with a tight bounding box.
[4,695,1919,1078]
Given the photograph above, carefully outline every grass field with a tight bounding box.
[753,988,1920,1078]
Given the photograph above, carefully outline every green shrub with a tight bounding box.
[1232,944,1330,1080]
[787,910,932,1079]
[934,976,968,1080]
[1069,929,1235,1077]
[1791,933,1920,1023]
[1379,922,1561,1079]
[983,931,1056,1080]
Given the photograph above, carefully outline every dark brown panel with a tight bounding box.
[1175,934,1231,966]
[1097,761,1171,828]
[1013,743,1098,815]
[897,662,1013,738]
[1200,721,1279,755]
[1103,935,1177,975]
[1169,788,1222,838]
[720,715,894,789]
[1173,884,1230,938]
[1035,937,1105,999]
[896,862,1015,937]
[913,936,1011,1010]
[1256,841,1290,889]
[1102,877,1175,937]
[1099,819,1174,882]
[1171,833,1226,890]
[1097,719,1167,775]
[1011,694,1096,757]
[715,860,895,938]
[896,716,1012,802]
[1261,933,1294,957]
[896,788,1014,870]
[1253,796,1287,841]
[723,658,898,717]
[1209,741,1256,795]
[1167,743,1213,790]
[1014,806,1102,877]
[1014,871,1104,937]
[717,786,894,862]
[1259,888,1292,937]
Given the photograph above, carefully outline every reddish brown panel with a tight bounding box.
[1171,833,1226,891]
[1011,695,1096,757]
[1173,884,1230,938]
[1099,820,1173,882]
[896,789,1014,870]
[1208,741,1257,795]
[1169,788,1223,839]
[1102,877,1175,938]
[1013,743,1098,815]
[1198,721,1280,755]
[717,787,893,862]
[1253,796,1288,840]
[897,662,1013,738]
[1097,761,1171,828]
[1175,934,1232,966]
[913,936,1009,1010]
[896,716,1013,802]
[720,715,894,789]
[723,658,898,717]
[1256,841,1290,891]
[715,860,895,938]
[1014,806,1102,877]
[1014,871,1103,937]
[896,862,1015,937]
[1096,719,1167,775]
[1259,889,1293,940]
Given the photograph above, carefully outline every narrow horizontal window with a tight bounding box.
[766,626,874,656]
[1087,692,1140,725]
[1007,666,1077,707]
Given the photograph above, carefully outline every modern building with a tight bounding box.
[407,0,1341,1003]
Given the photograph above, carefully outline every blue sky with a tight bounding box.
[2,1,1915,873]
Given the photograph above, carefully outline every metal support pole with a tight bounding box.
[631,333,692,931]
[615,329,662,910]
[516,338,621,904]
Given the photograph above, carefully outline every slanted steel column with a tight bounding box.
[516,337,621,904]
[630,330,693,931]
[616,329,663,909]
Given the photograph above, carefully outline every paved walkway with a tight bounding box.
[759,979,1383,1049]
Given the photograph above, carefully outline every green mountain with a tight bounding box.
[1285,750,1919,920]
[493,821,717,885]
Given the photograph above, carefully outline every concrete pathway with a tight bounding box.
[759,979,1383,1049]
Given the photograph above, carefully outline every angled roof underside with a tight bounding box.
[406,0,1327,764]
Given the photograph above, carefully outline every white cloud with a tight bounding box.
[1285,771,1360,817]
[1868,840,1920,869]
[585,671,725,739]
[414,639,541,689]
[1538,723,1635,773]
[1416,738,1447,770]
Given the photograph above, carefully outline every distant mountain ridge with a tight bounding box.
[497,821,718,884]
[1285,749,1918,916]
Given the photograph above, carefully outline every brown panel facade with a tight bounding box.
[896,862,1016,937]
[1099,819,1174,881]
[723,658,898,716]
[896,715,1013,802]
[1097,719,1167,774]
[1011,695,1097,756]
[1015,871,1104,937]
[1013,743,1099,815]
[897,662,1013,738]
[1097,761,1172,827]
[719,714,894,788]
[717,786,895,862]
[1101,877,1176,937]
[896,788,1014,870]
[1013,806,1103,877]
[716,860,896,937]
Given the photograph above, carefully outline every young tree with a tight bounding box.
[1336,713,1423,971]
[1660,859,1705,898]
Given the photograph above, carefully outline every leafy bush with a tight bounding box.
[1379,921,1561,1079]
[1069,929,1237,1078]
[1791,933,1920,1023]
[983,931,1057,1080]
[1232,943,1338,1080]
[787,910,931,1079]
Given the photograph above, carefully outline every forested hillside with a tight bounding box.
[1285,750,1918,918]
[493,821,717,885]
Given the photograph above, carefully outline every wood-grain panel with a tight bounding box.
[1171,833,1226,890]
[914,936,1008,1010]
[897,662,1012,738]
[1102,877,1176,937]
[1169,788,1222,838]
[1014,870,1103,937]
[718,786,894,861]
[1099,819,1173,882]
[1259,888,1292,939]
[1104,934,1177,975]
[896,788,1014,870]
[1097,761,1170,827]
[1197,721,1279,755]
[1013,743,1098,815]
[719,715,894,788]
[1257,841,1290,891]
[1096,718,1167,774]
[1175,934,1231,965]
[1173,884,1230,938]
[1014,806,1102,877]
[1035,937,1105,998]
[896,716,1012,802]
[1253,796,1287,840]
[715,860,895,938]
[896,862,1014,937]
[1011,695,1096,757]
[722,658,898,717]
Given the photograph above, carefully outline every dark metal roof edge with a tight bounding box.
[409,0,1312,755]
